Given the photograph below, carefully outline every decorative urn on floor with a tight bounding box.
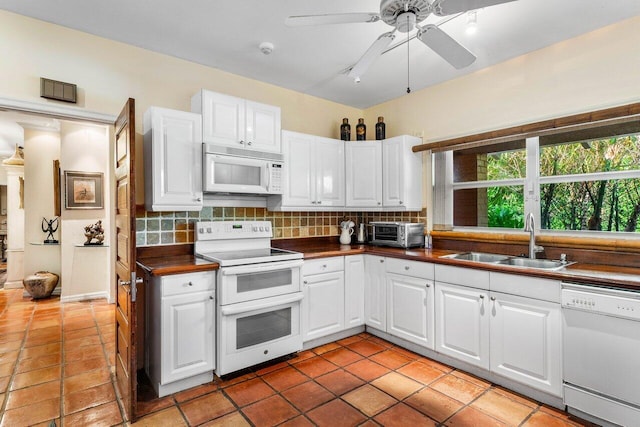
[23,271,59,299]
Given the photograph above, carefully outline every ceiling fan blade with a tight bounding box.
[285,13,380,26]
[347,32,396,80]
[431,0,516,16]
[417,25,476,69]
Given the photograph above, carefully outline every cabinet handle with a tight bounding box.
[479,295,484,299]
[399,201,403,205]
[377,202,381,205]
[303,280,308,285]
[311,201,317,204]
[490,296,496,301]
[188,282,193,286]
[380,259,384,263]
[404,266,410,270]
[317,200,322,205]
[239,140,244,144]
[196,197,202,202]
[248,141,252,146]
[426,283,431,288]
[322,264,327,268]
[209,296,214,300]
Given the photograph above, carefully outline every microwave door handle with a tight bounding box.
[264,162,270,192]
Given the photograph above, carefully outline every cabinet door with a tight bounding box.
[315,137,345,207]
[346,141,382,207]
[162,291,215,384]
[245,100,281,153]
[200,91,245,147]
[302,271,345,341]
[344,255,365,328]
[382,135,423,210]
[387,273,435,349]
[490,292,562,396]
[435,282,489,369]
[144,107,202,211]
[364,255,386,330]
[282,131,315,206]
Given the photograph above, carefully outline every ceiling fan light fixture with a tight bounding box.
[347,31,396,80]
[396,11,417,33]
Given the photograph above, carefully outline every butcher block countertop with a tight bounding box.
[136,239,640,290]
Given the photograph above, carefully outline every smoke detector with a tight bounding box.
[259,42,274,55]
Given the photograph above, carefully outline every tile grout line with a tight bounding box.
[0,295,37,424]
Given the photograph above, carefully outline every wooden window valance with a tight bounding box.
[412,102,640,153]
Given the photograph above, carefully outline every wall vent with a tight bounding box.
[40,77,77,103]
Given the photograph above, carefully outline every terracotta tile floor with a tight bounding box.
[0,289,597,426]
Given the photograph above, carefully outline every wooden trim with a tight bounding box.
[137,243,194,259]
[413,102,640,153]
[431,230,640,253]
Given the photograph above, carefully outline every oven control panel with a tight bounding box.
[195,221,272,240]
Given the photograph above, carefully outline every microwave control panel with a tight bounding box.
[269,163,283,193]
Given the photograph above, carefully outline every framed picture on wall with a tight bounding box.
[64,171,103,209]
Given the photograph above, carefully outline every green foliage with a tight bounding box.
[487,186,524,228]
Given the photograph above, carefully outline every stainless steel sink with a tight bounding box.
[441,252,511,263]
[496,257,573,271]
[441,252,573,271]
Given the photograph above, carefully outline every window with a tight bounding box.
[434,118,640,234]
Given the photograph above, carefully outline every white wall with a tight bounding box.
[59,121,111,301]
[23,128,61,279]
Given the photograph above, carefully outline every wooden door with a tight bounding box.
[114,98,138,422]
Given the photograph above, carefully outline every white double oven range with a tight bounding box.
[195,221,303,376]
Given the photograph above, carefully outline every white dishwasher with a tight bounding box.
[562,283,640,427]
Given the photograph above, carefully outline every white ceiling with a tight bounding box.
[1,0,639,109]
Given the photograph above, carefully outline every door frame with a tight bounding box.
[0,96,118,301]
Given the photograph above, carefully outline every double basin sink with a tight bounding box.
[441,252,573,271]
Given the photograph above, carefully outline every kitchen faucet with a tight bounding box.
[524,213,544,259]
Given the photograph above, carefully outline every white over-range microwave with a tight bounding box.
[203,144,283,195]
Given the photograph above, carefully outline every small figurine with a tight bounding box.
[84,220,105,245]
[42,217,59,244]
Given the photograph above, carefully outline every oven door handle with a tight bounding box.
[221,259,303,276]
[220,292,303,316]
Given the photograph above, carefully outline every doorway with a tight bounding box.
[0,109,114,301]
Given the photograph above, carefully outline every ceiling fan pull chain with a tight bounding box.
[407,18,411,94]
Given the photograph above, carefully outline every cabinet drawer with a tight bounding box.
[434,264,489,289]
[302,257,344,276]
[385,257,434,279]
[490,272,561,303]
[162,271,215,297]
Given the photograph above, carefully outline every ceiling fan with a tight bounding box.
[286,0,516,81]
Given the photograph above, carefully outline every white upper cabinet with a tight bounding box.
[345,136,423,211]
[382,135,423,210]
[192,90,281,153]
[143,107,203,211]
[345,141,382,208]
[272,131,344,210]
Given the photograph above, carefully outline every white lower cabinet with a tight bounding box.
[146,271,215,397]
[490,290,561,396]
[344,255,365,328]
[364,255,386,330]
[435,273,562,397]
[435,282,490,369]
[385,258,435,349]
[301,257,345,341]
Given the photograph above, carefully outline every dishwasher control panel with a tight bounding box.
[562,284,640,321]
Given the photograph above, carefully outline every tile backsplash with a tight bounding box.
[136,206,427,246]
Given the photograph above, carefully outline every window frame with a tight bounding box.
[435,134,640,237]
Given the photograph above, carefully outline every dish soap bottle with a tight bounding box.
[375,116,386,140]
[340,118,351,141]
[356,118,366,141]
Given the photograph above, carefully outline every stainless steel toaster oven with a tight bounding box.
[369,221,424,248]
